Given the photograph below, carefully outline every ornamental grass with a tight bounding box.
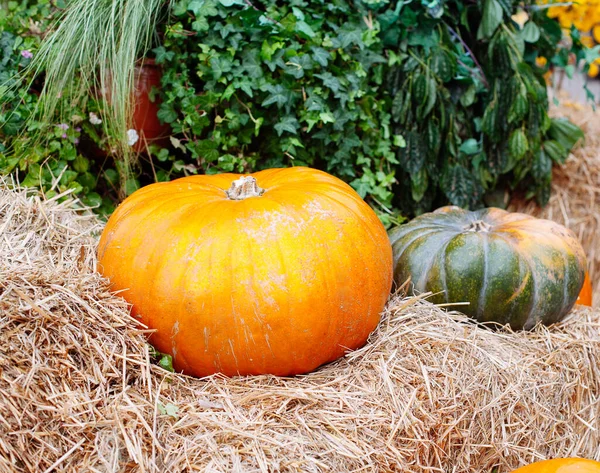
[0,182,599,472]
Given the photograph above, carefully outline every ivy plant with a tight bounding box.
[153,0,584,221]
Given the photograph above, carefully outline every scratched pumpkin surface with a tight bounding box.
[389,206,587,330]
[98,167,393,377]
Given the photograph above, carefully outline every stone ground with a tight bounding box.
[552,68,600,103]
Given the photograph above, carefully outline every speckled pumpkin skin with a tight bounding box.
[511,458,600,473]
[389,206,587,330]
[98,167,393,378]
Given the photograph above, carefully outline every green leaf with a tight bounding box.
[104,169,119,187]
[543,140,568,164]
[157,104,179,124]
[459,138,480,155]
[531,149,551,181]
[241,50,263,79]
[158,402,179,419]
[411,169,428,202]
[125,178,140,196]
[521,22,540,43]
[311,47,330,67]
[441,165,479,208]
[418,76,437,119]
[477,0,503,40]
[296,21,315,38]
[432,49,455,82]
[399,131,426,174]
[508,93,528,124]
[334,27,363,49]
[219,0,243,5]
[274,117,299,136]
[191,16,209,32]
[460,85,477,107]
[393,134,406,148]
[82,192,102,208]
[152,46,175,64]
[72,155,89,173]
[548,118,583,151]
[261,84,296,109]
[508,129,528,159]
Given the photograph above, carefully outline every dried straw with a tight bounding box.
[0,184,599,473]
[511,95,600,305]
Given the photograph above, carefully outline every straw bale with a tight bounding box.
[0,185,599,473]
[510,96,600,305]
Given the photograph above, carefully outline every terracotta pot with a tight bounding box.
[131,59,171,152]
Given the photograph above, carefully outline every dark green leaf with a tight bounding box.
[274,116,299,136]
[531,149,551,181]
[543,140,568,164]
[477,0,503,40]
[508,129,528,159]
[548,118,584,151]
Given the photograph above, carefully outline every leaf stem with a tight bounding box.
[445,24,489,88]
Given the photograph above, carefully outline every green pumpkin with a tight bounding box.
[389,206,587,330]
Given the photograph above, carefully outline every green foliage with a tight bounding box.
[154,0,401,223]
[151,0,583,220]
[1,0,587,222]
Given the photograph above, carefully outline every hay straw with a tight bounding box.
[511,94,600,305]
[0,185,599,472]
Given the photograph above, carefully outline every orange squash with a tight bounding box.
[576,272,593,306]
[511,458,600,472]
[98,167,393,377]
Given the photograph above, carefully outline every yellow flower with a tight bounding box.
[536,56,548,67]
[588,61,600,78]
[581,34,595,47]
[511,10,529,28]
[593,24,600,43]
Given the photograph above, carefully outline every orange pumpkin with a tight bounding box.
[98,167,393,377]
[576,272,593,306]
[512,458,600,473]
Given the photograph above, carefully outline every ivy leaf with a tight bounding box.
[219,0,243,6]
[274,116,299,136]
[241,50,263,79]
[477,0,503,40]
[210,56,233,80]
[261,84,296,109]
[296,21,316,38]
[311,47,330,67]
[314,72,342,94]
[188,0,218,16]
[152,46,175,64]
[191,16,209,32]
[333,26,363,49]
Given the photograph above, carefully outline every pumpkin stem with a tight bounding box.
[226,176,265,200]
[465,220,492,233]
